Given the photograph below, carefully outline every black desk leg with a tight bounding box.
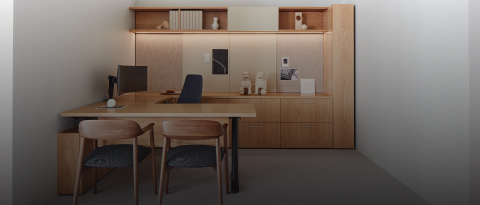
[230,117,239,193]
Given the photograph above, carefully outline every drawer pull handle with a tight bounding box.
[300,126,315,128]
[300,102,315,104]
[247,126,262,128]
[247,102,262,104]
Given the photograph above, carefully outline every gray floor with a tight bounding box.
[51,149,430,205]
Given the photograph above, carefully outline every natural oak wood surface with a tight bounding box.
[201,99,229,103]
[281,99,333,122]
[238,123,281,148]
[163,92,333,99]
[280,123,333,148]
[136,12,170,29]
[331,5,355,148]
[279,7,328,12]
[229,99,280,122]
[129,29,326,34]
[279,12,324,30]
[130,7,228,12]
[203,11,228,30]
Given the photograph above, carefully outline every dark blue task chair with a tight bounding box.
[177,74,203,104]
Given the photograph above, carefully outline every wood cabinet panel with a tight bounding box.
[281,123,333,148]
[281,98,332,122]
[229,99,280,122]
[201,98,229,103]
[239,123,280,148]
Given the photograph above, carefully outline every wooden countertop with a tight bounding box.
[60,93,256,118]
[158,92,333,99]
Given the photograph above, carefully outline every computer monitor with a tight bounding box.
[108,65,147,99]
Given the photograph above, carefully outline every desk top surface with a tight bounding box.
[60,93,256,118]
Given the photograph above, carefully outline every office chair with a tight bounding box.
[177,74,203,103]
[158,120,229,205]
[73,120,157,205]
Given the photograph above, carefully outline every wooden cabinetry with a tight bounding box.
[238,123,281,148]
[281,123,333,148]
[229,99,280,122]
[281,99,333,122]
[57,128,111,194]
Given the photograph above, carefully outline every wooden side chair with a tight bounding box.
[158,120,229,205]
[73,120,157,205]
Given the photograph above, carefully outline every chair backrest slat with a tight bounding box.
[79,120,142,140]
[161,120,223,140]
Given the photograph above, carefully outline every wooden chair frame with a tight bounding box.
[158,120,229,205]
[73,120,157,205]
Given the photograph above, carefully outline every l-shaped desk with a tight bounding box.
[60,93,256,193]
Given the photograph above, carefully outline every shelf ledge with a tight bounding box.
[129,29,326,34]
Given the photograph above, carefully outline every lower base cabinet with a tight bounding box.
[281,123,333,148]
[239,123,280,148]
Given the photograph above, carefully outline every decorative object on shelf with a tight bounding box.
[282,57,289,67]
[280,68,298,80]
[255,71,267,95]
[240,71,252,95]
[157,20,170,30]
[295,12,302,30]
[212,49,228,74]
[301,79,315,93]
[301,24,308,30]
[212,17,219,30]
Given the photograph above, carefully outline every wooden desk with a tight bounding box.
[59,93,256,193]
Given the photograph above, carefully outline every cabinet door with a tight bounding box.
[280,123,333,148]
[201,98,229,103]
[239,123,280,148]
[229,99,280,122]
[281,98,333,122]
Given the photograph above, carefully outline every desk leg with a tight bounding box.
[230,117,239,193]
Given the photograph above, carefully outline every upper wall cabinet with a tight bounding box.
[227,7,279,31]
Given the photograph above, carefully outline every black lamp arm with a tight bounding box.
[108,75,117,99]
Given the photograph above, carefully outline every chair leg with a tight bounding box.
[215,138,223,205]
[73,137,86,205]
[93,167,97,194]
[150,129,158,194]
[133,138,139,205]
[158,138,169,205]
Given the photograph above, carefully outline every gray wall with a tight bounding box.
[12,0,136,204]
[0,0,13,204]
[345,0,470,204]
[470,0,480,204]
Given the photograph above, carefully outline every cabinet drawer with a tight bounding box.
[280,123,333,148]
[281,99,333,122]
[201,98,229,103]
[239,123,280,148]
[229,99,280,122]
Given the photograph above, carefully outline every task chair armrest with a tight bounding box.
[141,123,155,135]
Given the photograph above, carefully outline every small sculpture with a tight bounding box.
[212,17,219,30]
[255,71,267,95]
[157,20,170,30]
[240,71,252,95]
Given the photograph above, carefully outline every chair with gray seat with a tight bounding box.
[73,120,157,205]
[158,120,229,205]
[177,74,203,103]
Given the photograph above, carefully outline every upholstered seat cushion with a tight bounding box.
[166,145,224,168]
[83,144,151,168]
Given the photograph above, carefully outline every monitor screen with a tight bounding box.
[117,65,147,96]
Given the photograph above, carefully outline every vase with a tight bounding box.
[212,17,219,30]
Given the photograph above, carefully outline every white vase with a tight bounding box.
[212,17,219,30]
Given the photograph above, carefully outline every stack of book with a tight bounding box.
[169,10,203,30]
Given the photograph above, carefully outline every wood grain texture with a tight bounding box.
[130,29,325,34]
[136,12,170,29]
[279,7,328,12]
[130,7,228,12]
[97,117,229,148]
[229,34,277,92]
[57,128,111,195]
[201,99,229,103]
[238,123,280,148]
[203,11,228,30]
[279,12,323,30]
[280,123,333,148]
[166,92,333,99]
[323,32,333,95]
[136,34,183,92]
[182,34,230,92]
[281,98,333,122]
[276,34,323,92]
[229,99,280,122]
[332,5,355,148]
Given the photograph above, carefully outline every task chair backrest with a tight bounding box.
[161,120,224,140]
[79,120,143,140]
[177,74,203,104]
